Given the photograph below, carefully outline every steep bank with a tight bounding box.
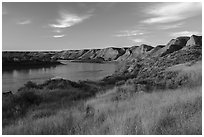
[3,35,201,65]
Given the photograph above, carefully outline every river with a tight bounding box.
[2,61,117,93]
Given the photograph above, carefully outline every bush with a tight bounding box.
[24,81,39,88]
[18,81,42,91]
[116,80,126,86]
[16,90,42,107]
[2,90,42,127]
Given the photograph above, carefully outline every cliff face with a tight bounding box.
[55,47,126,61]
[3,35,202,64]
[116,49,131,62]
[130,44,153,59]
[78,49,100,60]
[186,35,202,47]
[115,34,202,75]
[145,45,165,58]
[94,48,120,61]
[157,36,190,57]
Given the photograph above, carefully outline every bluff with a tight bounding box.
[186,35,202,47]
[3,35,202,66]
[114,35,201,76]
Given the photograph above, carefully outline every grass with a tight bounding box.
[2,79,100,128]
[84,86,202,135]
[3,86,201,135]
[2,60,202,135]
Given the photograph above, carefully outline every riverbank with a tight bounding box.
[3,61,63,71]
[2,51,62,71]
[58,59,118,64]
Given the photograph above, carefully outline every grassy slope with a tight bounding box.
[3,60,202,135]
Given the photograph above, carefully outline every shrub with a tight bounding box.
[116,80,126,86]
[17,90,42,106]
[2,90,42,127]
[18,81,42,91]
[125,79,135,85]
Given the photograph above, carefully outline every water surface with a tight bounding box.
[2,61,117,93]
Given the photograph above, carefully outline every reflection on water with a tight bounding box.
[2,61,117,93]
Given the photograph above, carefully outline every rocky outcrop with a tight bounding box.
[78,49,100,60]
[126,44,153,60]
[138,44,154,53]
[94,47,122,61]
[116,49,131,62]
[116,44,154,62]
[53,49,89,60]
[158,36,190,57]
[52,44,153,62]
[145,35,201,58]
[145,45,165,58]
[186,35,202,47]
[112,47,126,60]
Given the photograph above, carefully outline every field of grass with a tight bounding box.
[2,79,100,128]
[84,86,201,134]
[2,60,202,135]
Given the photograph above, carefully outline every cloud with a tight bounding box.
[159,22,184,30]
[142,2,201,24]
[49,10,92,28]
[53,29,62,33]
[131,38,144,43]
[170,31,201,37]
[17,19,31,25]
[115,30,144,37]
[53,34,65,38]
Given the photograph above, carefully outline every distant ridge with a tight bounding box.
[3,34,202,64]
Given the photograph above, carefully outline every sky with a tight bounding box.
[2,2,202,51]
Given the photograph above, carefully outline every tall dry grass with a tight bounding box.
[3,61,202,135]
[3,85,201,135]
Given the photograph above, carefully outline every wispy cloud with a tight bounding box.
[53,34,65,38]
[49,10,92,28]
[159,22,184,30]
[131,38,144,43]
[17,19,31,25]
[170,31,201,37]
[142,2,201,24]
[115,30,144,37]
[52,29,62,33]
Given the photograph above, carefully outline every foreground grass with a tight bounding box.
[3,86,201,135]
[2,79,101,127]
[86,86,202,135]
[2,61,202,135]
